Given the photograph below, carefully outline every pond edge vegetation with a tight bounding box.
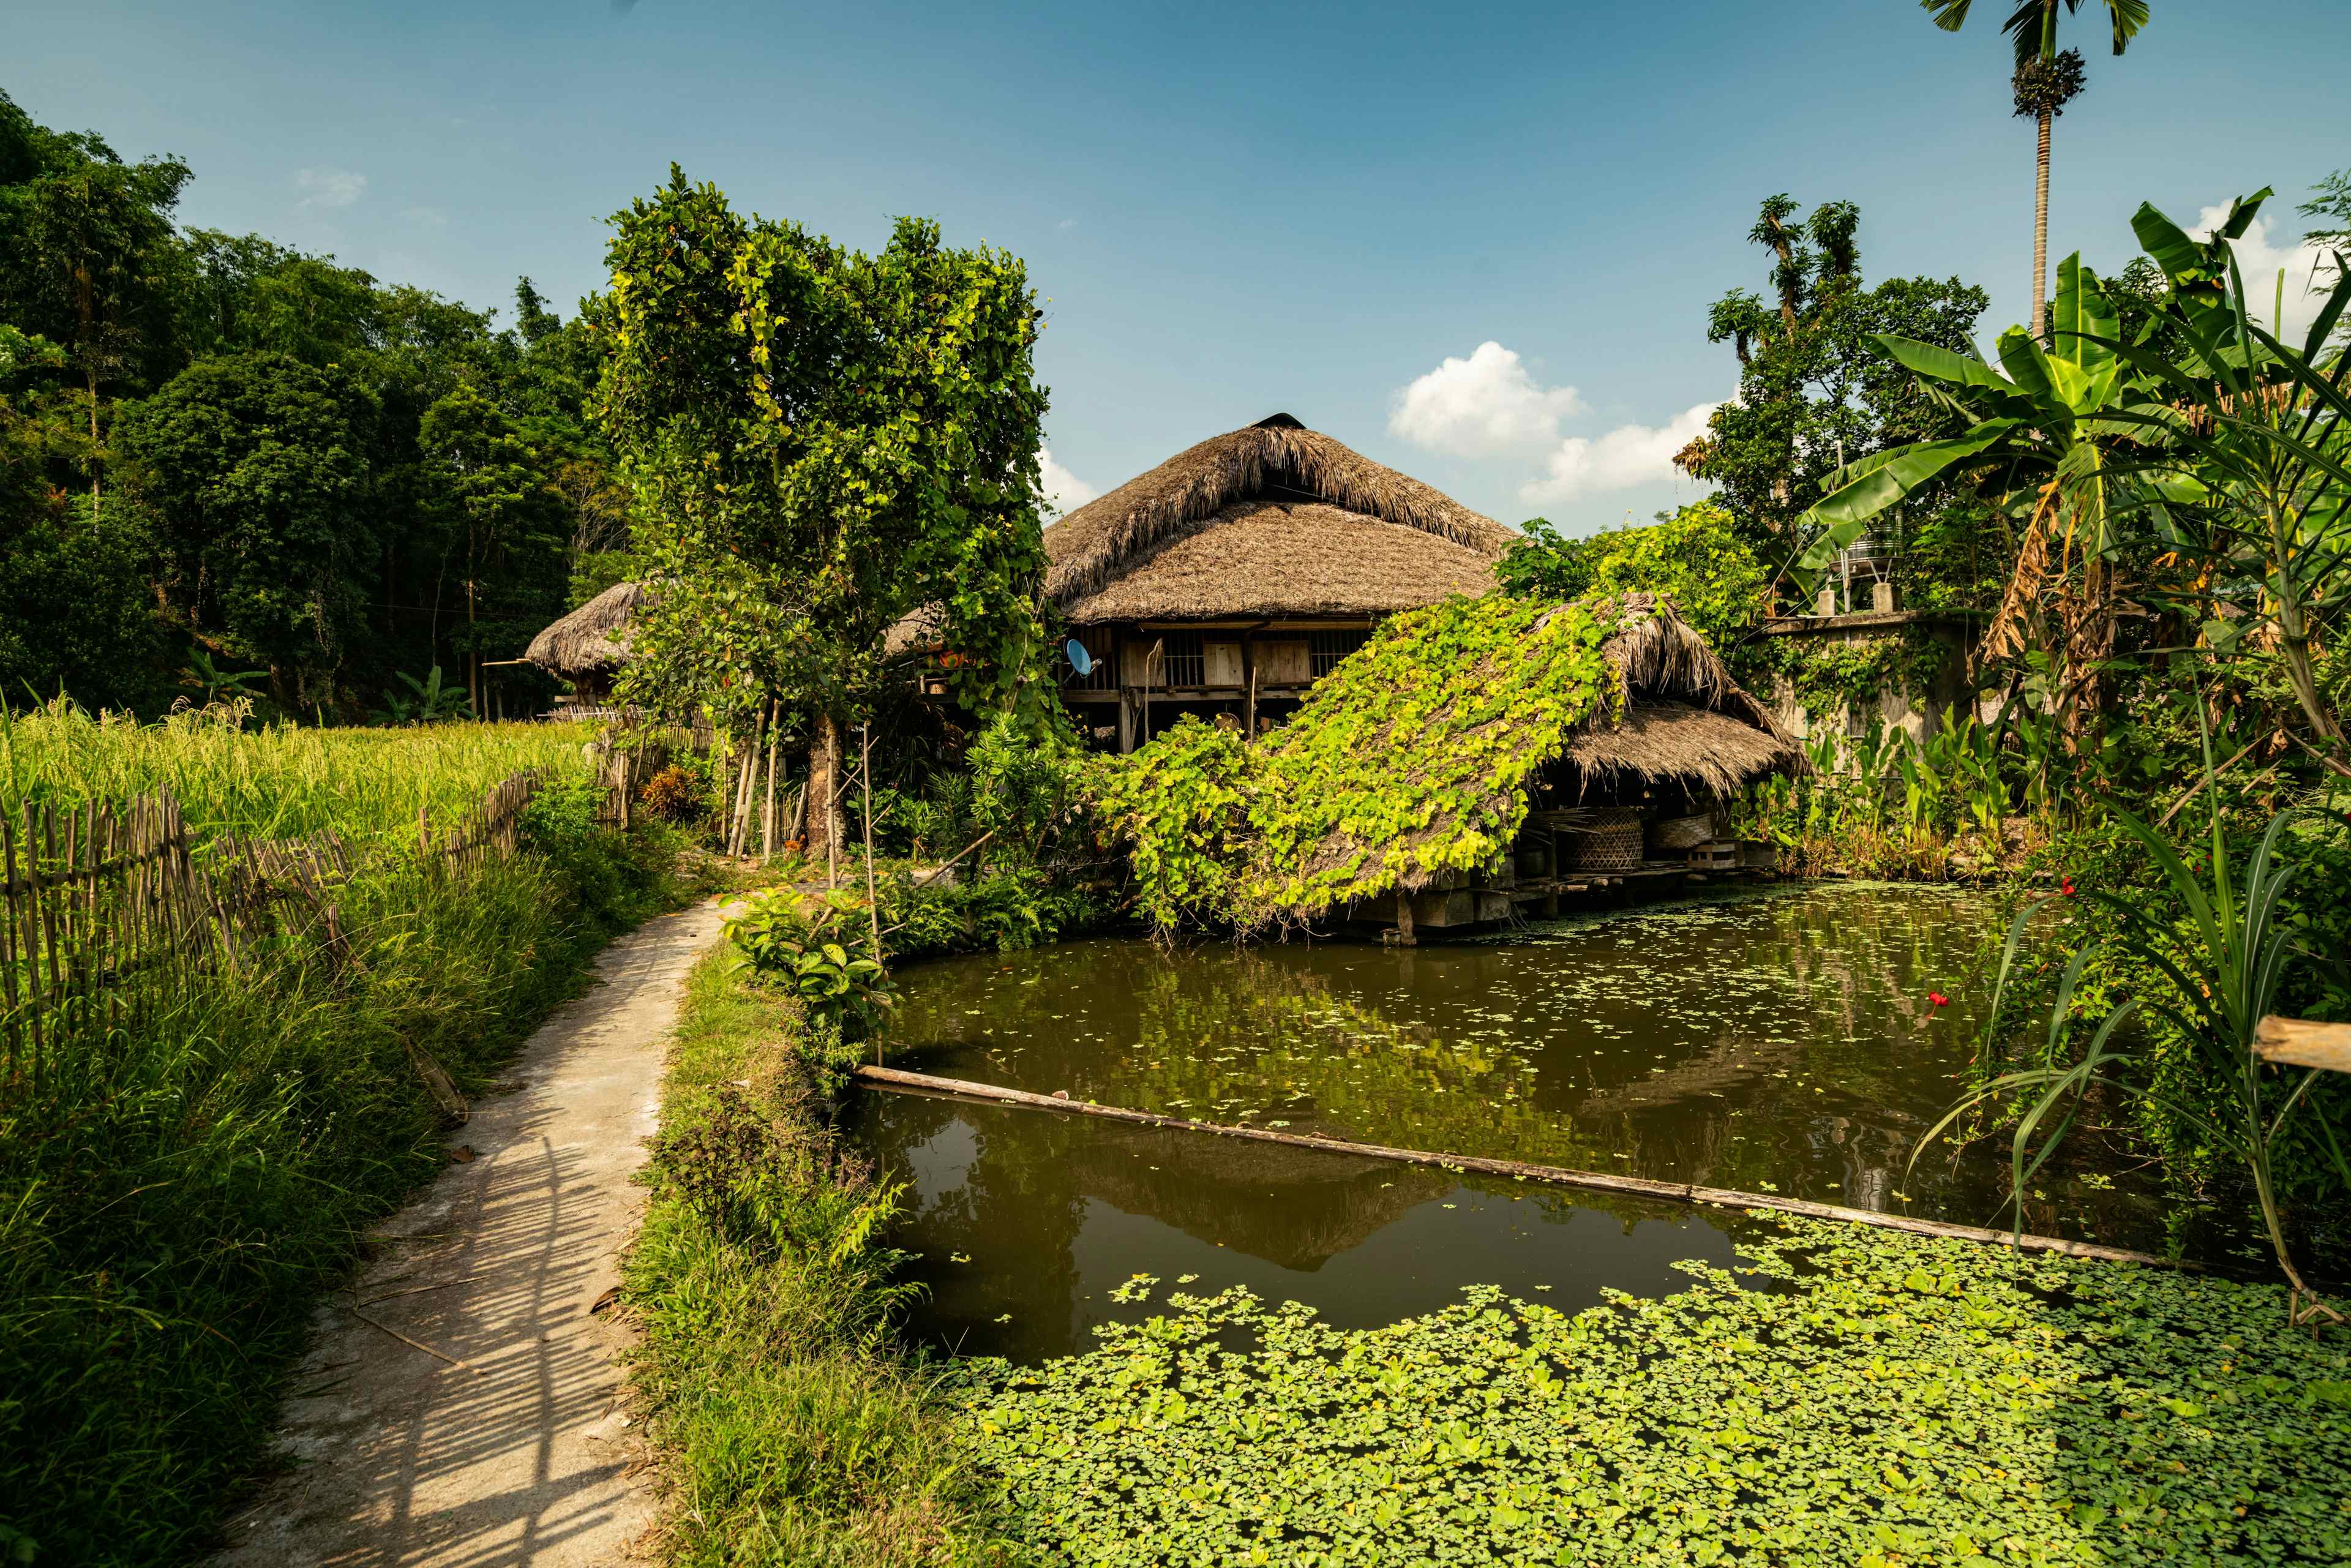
[620,946,1007,1567]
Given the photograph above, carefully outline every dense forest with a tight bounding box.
[0,89,631,721]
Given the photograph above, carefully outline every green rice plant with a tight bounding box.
[1917,732,2347,1318]
[0,699,595,843]
[0,708,677,1562]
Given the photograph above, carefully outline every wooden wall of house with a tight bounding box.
[1059,620,1374,751]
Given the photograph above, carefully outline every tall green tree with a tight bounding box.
[1680,195,1989,596]
[599,168,1052,849]
[1921,0,2150,345]
[0,88,190,509]
[418,378,564,713]
[122,350,380,707]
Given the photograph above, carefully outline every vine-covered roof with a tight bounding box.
[1090,592,1798,932]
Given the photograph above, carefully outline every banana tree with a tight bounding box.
[1791,252,2145,733]
[2090,192,2351,777]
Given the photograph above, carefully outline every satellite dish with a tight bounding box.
[1064,639,1093,677]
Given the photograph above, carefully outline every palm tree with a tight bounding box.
[1923,0,2150,343]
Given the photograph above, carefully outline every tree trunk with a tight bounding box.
[805,710,845,868]
[87,367,102,513]
[2032,108,2053,344]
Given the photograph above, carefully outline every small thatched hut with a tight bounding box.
[1044,413,1513,750]
[1316,593,1801,937]
[522,580,656,703]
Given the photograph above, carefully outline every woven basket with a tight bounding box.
[1558,807,1644,872]
[1648,812,1714,853]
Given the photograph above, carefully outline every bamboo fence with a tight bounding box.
[1,770,549,1092]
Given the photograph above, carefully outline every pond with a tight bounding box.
[850,882,2236,1360]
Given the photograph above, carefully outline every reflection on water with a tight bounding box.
[855,883,2248,1357]
[849,1091,1746,1360]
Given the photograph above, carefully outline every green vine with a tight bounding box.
[1760,626,1947,724]
[1090,595,1627,932]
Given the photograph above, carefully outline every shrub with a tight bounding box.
[726,889,898,1042]
[639,762,707,826]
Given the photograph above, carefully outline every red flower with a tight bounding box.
[2059,878,2076,898]
[1927,992,1949,1009]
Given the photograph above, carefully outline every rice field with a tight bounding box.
[0,701,599,844]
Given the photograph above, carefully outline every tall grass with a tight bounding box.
[0,700,598,842]
[0,708,678,1566]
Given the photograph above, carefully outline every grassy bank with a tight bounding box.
[0,714,684,1566]
[623,951,1003,1567]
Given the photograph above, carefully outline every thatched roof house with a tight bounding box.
[1280,594,1798,931]
[1557,600,1796,801]
[1096,591,1799,940]
[522,580,656,697]
[1043,414,1513,749]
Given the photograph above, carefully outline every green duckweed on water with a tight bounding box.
[954,1217,2351,1567]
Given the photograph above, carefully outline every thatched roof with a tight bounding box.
[523,580,654,677]
[1560,703,1794,799]
[1578,592,1796,781]
[1046,415,1513,625]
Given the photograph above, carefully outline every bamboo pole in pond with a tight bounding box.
[850,1065,2191,1271]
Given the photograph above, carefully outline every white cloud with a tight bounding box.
[1520,402,1720,504]
[295,168,367,209]
[1038,448,1097,518]
[402,204,448,228]
[2192,203,2334,341]
[1389,341,1585,457]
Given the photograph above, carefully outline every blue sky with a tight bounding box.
[13,0,2347,533]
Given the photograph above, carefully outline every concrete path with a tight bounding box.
[216,898,730,1568]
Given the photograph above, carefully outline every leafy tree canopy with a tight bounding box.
[121,350,380,706]
[599,167,1053,759]
[1679,195,1989,566]
[1497,502,1769,663]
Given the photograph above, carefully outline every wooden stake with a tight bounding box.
[762,703,779,863]
[860,722,880,953]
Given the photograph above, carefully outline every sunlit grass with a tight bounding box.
[0,702,596,843]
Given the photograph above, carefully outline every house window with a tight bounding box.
[1310,629,1368,678]
[1155,631,1204,689]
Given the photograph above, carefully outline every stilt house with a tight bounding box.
[521,580,656,708]
[1044,414,1515,751]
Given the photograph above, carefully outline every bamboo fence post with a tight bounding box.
[39,806,63,1062]
[18,811,43,1092]
[762,701,779,863]
[860,723,880,953]
[1,811,20,1079]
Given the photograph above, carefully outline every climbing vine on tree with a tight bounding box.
[597,167,1054,848]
